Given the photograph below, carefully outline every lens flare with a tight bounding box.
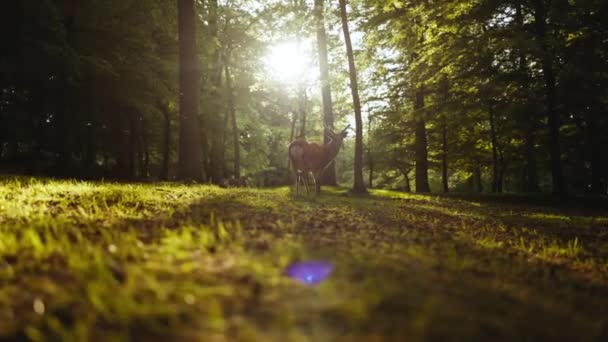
[285,261,334,285]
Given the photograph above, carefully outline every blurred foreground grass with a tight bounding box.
[0,176,607,341]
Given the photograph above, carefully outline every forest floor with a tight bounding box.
[0,176,607,341]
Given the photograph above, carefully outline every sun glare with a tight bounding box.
[265,40,317,85]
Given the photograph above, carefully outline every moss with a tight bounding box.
[0,177,607,340]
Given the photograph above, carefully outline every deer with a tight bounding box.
[288,125,350,195]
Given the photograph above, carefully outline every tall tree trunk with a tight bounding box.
[315,0,336,186]
[516,2,540,193]
[287,111,297,183]
[56,11,76,177]
[177,0,203,181]
[128,114,136,179]
[298,86,307,137]
[441,122,448,193]
[339,0,366,193]
[488,102,499,193]
[367,112,374,188]
[224,63,240,178]
[160,103,171,181]
[208,0,224,184]
[414,86,431,193]
[440,77,449,193]
[524,127,539,192]
[533,0,565,197]
[473,161,483,193]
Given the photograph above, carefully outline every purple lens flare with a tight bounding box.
[285,261,334,285]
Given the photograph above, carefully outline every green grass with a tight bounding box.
[1,176,608,341]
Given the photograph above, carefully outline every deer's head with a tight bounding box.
[325,124,351,148]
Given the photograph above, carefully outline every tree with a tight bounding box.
[339,0,366,193]
[177,0,204,181]
[532,0,565,197]
[315,0,337,185]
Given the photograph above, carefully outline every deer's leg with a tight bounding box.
[303,172,310,196]
[311,172,320,195]
[295,171,300,194]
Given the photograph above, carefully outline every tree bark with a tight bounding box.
[339,0,366,193]
[315,0,337,186]
[287,111,297,183]
[177,0,203,181]
[441,122,448,193]
[298,86,307,138]
[208,0,224,184]
[441,77,449,193]
[533,0,565,197]
[397,166,411,193]
[488,102,499,193]
[225,63,240,178]
[160,103,171,181]
[473,161,483,193]
[516,4,540,193]
[414,86,430,193]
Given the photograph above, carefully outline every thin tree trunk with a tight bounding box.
[414,86,431,193]
[55,7,76,177]
[441,122,448,193]
[208,0,224,184]
[287,111,297,183]
[160,103,171,181]
[488,102,499,193]
[177,0,203,181]
[224,63,240,178]
[298,86,307,137]
[128,114,136,179]
[315,0,336,186]
[441,77,449,193]
[524,126,539,192]
[339,0,366,193]
[397,166,411,193]
[516,2,540,193]
[533,0,564,197]
[473,161,483,193]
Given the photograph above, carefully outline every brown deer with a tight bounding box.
[288,125,350,195]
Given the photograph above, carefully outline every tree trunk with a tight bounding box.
[533,0,565,197]
[298,86,307,137]
[208,0,224,184]
[414,86,431,193]
[177,0,203,181]
[160,103,171,181]
[441,122,448,193]
[441,77,449,193]
[516,2,540,193]
[473,162,483,193]
[225,63,240,178]
[315,0,337,186]
[488,102,499,193]
[339,0,366,194]
[287,111,297,183]
[397,166,411,193]
[523,126,539,192]
[56,11,76,177]
[128,114,136,179]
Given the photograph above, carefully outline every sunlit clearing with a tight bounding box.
[265,40,316,85]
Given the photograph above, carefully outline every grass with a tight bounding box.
[0,176,607,341]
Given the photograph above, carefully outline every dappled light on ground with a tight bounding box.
[0,178,607,340]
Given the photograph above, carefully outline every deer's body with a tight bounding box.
[289,126,349,195]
